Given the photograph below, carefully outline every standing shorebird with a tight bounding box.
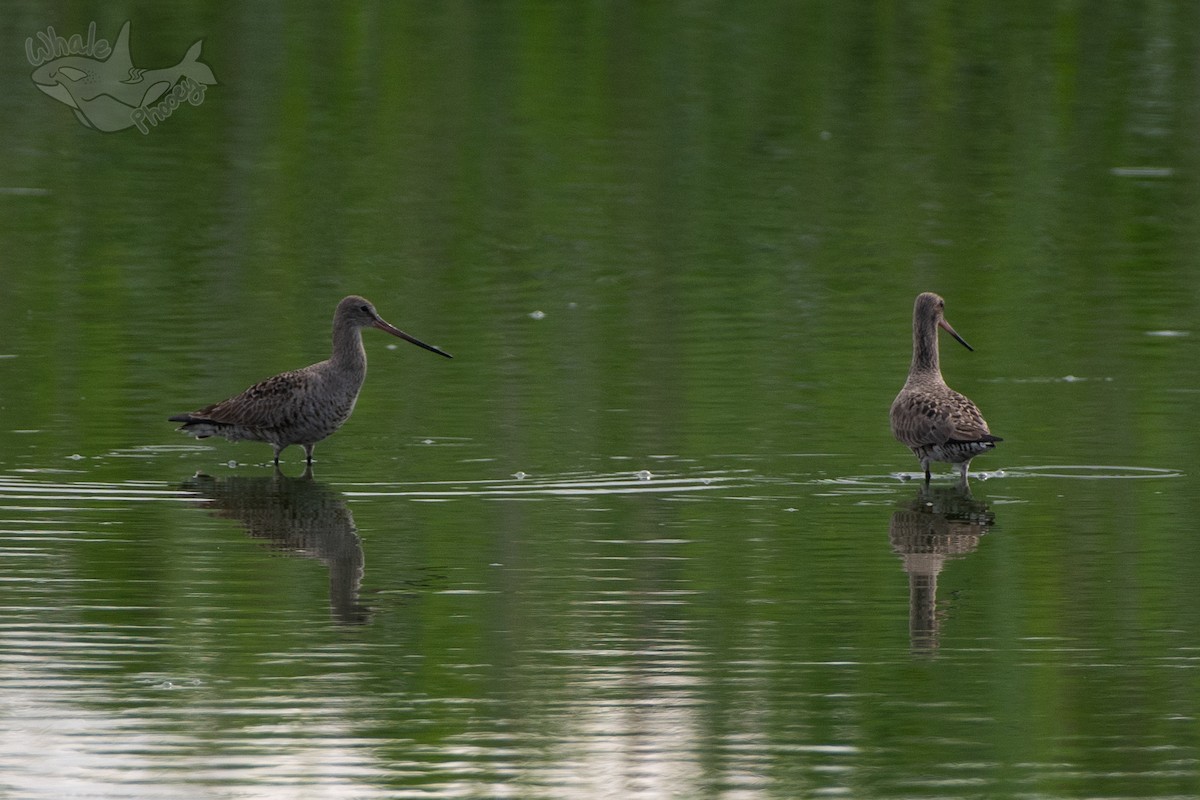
[170,295,451,465]
[890,292,1001,484]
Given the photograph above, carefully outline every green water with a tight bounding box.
[2,3,1200,798]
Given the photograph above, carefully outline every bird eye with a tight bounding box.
[360,304,370,313]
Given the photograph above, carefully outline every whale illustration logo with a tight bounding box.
[28,21,216,134]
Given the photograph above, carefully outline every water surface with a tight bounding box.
[2,3,1200,798]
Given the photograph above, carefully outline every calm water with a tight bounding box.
[3,3,1200,799]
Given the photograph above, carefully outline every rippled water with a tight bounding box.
[1,457,1195,798]
[6,2,1200,798]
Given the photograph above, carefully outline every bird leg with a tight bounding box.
[303,444,315,465]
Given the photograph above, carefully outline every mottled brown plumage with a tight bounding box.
[170,295,451,465]
[890,292,1001,483]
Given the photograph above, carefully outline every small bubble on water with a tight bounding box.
[529,310,546,320]
[423,438,435,445]
[226,460,238,468]
[67,453,85,461]
[386,343,398,350]
[636,470,652,481]
[512,471,528,480]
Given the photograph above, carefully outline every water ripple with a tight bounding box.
[343,470,767,500]
[814,464,1183,496]
[0,475,192,504]
[998,465,1183,480]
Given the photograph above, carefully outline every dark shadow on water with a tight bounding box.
[889,484,995,654]
[182,468,372,625]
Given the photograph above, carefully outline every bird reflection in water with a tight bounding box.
[182,468,371,625]
[889,484,994,653]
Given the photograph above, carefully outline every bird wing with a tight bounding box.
[183,369,312,429]
[891,389,994,448]
[943,392,995,443]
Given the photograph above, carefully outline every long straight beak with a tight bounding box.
[373,318,453,358]
[939,318,974,352]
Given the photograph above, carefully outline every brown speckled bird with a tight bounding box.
[890,292,1001,484]
[170,295,451,465]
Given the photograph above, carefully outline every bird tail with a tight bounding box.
[949,434,1003,445]
[169,413,216,439]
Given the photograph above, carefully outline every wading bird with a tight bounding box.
[170,295,451,465]
[890,292,1001,484]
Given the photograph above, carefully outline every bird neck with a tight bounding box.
[330,320,368,373]
[910,319,942,379]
